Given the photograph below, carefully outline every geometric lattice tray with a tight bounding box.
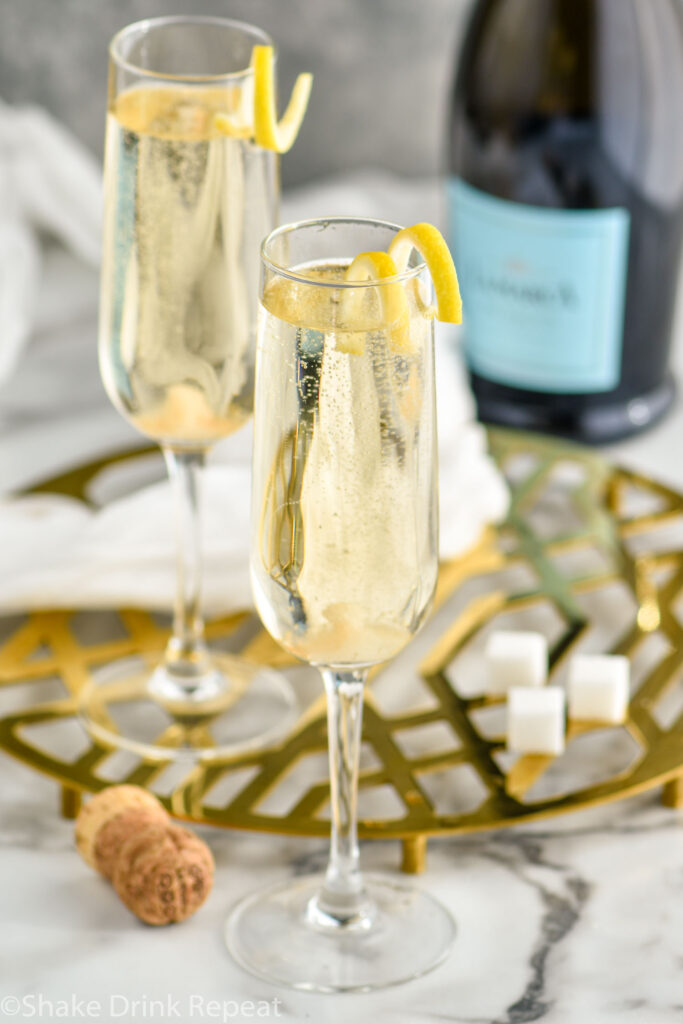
[1,428,682,873]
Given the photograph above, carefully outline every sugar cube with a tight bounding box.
[507,686,566,755]
[485,631,548,693]
[568,655,630,724]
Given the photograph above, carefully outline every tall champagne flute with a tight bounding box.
[79,17,295,760]
[226,218,455,991]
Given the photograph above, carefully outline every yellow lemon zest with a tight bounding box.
[212,112,253,139]
[389,222,462,323]
[252,45,312,154]
[338,251,411,355]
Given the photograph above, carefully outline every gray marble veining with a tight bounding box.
[1,748,681,1024]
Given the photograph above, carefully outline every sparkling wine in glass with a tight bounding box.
[226,217,455,991]
[79,16,296,760]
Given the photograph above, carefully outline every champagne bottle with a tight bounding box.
[449,0,683,442]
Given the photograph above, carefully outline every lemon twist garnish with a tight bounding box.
[213,112,252,139]
[389,222,462,324]
[253,45,312,153]
[338,251,411,355]
[213,45,312,152]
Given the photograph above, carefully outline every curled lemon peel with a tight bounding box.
[338,251,411,355]
[213,45,312,153]
[389,222,462,324]
[212,112,252,139]
[252,45,312,154]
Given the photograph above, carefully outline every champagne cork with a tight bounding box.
[75,785,214,925]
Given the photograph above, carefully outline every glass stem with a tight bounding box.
[162,446,211,680]
[313,669,371,927]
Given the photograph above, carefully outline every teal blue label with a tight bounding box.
[449,179,630,394]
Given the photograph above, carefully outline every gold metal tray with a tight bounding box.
[1,429,682,874]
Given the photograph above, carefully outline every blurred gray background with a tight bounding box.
[0,0,473,187]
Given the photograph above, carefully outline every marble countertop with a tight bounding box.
[1,185,683,1022]
[3,750,681,1024]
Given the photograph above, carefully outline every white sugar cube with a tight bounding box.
[507,687,566,755]
[485,631,548,693]
[568,655,630,724]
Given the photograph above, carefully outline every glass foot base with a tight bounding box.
[225,873,455,993]
[78,653,297,761]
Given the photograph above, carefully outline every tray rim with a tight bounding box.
[0,426,682,852]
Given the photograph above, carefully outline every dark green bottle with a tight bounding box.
[449,0,683,442]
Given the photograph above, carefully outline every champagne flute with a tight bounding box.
[226,217,455,991]
[79,16,295,760]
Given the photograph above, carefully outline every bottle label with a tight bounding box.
[449,178,631,393]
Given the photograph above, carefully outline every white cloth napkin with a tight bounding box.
[0,101,102,383]
[0,109,508,615]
